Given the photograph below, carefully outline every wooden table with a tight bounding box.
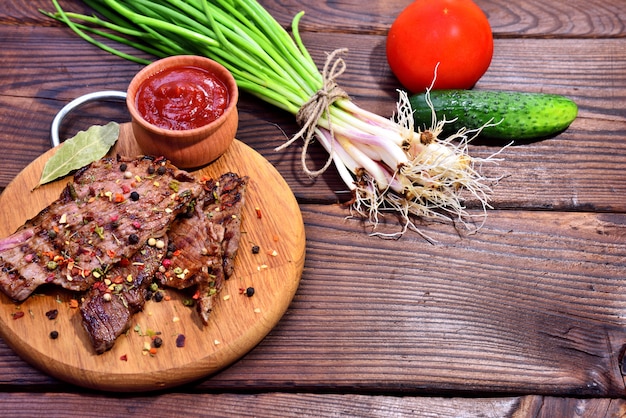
[1,0,626,416]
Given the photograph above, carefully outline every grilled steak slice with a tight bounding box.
[204,172,248,279]
[80,285,132,354]
[156,172,248,324]
[81,243,166,354]
[0,155,202,301]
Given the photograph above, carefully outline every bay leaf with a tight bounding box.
[38,122,120,186]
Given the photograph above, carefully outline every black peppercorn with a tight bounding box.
[245,287,255,297]
[128,234,139,245]
[153,291,164,302]
[153,337,163,348]
[50,330,59,339]
[147,166,155,175]
[251,245,260,254]
[45,309,58,320]
[130,191,140,201]
[119,163,128,172]
[157,166,166,175]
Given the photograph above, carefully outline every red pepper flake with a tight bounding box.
[68,299,79,309]
[132,221,142,229]
[149,347,158,356]
[114,193,125,203]
[120,354,128,362]
[162,259,172,269]
[164,295,171,301]
[110,214,119,222]
[172,249,182,257]
[121,184,131,194]
[93,281,108,292]
[106,249,116,258]
[12,311,25,320]
[119,258,131,267]
[176,334,186,348]
[255,207,262,219]
[192,289,201,300]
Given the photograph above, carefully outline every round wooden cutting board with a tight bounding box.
[0,123,305,392]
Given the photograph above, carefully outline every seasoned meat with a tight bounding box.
[0,155,248,354]
[80,243,166,354]
[156,172,248,324]
[80,285,132,354]
[0,155,202,301]
[205,172,248,279]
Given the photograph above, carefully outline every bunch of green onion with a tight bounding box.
[44,0,502,238]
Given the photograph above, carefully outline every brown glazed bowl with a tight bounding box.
[127,55,238,168]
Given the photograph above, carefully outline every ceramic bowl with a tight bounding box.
[126,55,238,168]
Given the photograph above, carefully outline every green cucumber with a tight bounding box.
[409,89,578,140]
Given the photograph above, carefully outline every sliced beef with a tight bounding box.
[156,172,248,324]
[80,243,166,354]
[0,157,249,354]
[80,286,132,354]
[0,155,202,301]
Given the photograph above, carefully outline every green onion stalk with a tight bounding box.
[44,0,503,238]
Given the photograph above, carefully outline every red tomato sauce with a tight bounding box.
[136,65,229,130]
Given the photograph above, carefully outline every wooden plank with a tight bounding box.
[0,204,625,397]
[7,0,626,37]
[181,206,626,397]
[1,26,625,212]
[0,393,624,417]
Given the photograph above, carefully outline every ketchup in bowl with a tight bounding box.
[136,65,229,131]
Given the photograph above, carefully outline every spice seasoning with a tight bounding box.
[153,336,163,348]
[50,330,59,339]
[176,334,186,347]
[45,309,59,320]
[128,234,139,245]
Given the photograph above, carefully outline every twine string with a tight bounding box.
[276,48,349,177]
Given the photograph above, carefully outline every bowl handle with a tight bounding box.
[50,90,127,147]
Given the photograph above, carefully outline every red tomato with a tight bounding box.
[386,0,494,93]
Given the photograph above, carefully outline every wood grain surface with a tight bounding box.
[0,124,306,391]
[1,0,626,416]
